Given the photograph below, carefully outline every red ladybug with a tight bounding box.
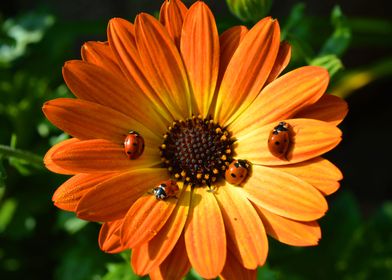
[153,180,179,200]
[124,131,145,159]
[268,122,290,158]
[225,159,250,185]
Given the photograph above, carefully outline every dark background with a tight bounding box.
[0,0,391,279]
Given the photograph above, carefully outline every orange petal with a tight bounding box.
[218,25,248,86]
[235,118,342,165]
[62,60,168,135]
[230,66,330,137]
[80,41,123,76]
[99,220,126,253]
[181,1,219,117]
[220,250,257,280]
[214,17,280,126]
[76,168,168,221]
[44,138,79,174]
[254,205,321,246]
[271,157,343,195]
[121,190,179,248]
[184,187,226,279]
[244,165,328,221]
[53,173,115,211]
[131,183,190,275]
[135,13,191,119]
[215,184,268,269]
[149,235,190,280]
[265,41,291,84]
[159,0,188,48]
[42,98,160,144]
[295,94,348,126]
[50,139,160,173]
[107,18,173,123]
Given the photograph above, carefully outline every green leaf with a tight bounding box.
[187,268,203,280]
[56,212,88,234]
[102,262,140,280]
[0,11,55,66]
[319,6,351,56]
[0,198,18,233]
[281,3,306,40]
[310,54,344,78]
[342,202,392,279]
[286,33,314,63]
[225,0,273,23]
[257,265,280,280]
[49,132,69,146]
[0,144,44,173]
[0,156,7,191]
[54,223,115,280]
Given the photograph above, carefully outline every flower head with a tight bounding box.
[43,0,348,279]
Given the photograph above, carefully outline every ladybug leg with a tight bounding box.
[206,185,217,193]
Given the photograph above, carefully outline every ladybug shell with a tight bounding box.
[268,123,290,158]
[124,131,145,159]
[225,160,249,185]
[162,180,180,196]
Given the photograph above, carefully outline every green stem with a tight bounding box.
[0,145,43,168]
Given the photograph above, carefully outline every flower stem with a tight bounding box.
[0,144,43,169]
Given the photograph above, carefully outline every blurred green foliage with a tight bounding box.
[0,1,391,279]
[0,12,54,67]
[225,0,272,23]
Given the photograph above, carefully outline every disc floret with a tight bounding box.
[160,116,234,186]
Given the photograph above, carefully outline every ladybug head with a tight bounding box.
[236,159,249,169]
[275,122,288,132]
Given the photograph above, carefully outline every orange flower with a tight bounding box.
[43,0,348,279]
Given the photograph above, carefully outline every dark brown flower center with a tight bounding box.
[160,116,234,187]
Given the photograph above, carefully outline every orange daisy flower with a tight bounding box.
[43,0,348,279]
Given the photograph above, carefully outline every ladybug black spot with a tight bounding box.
[275,141,280,145]
[230,173,237,178]
[127,151,131,154]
